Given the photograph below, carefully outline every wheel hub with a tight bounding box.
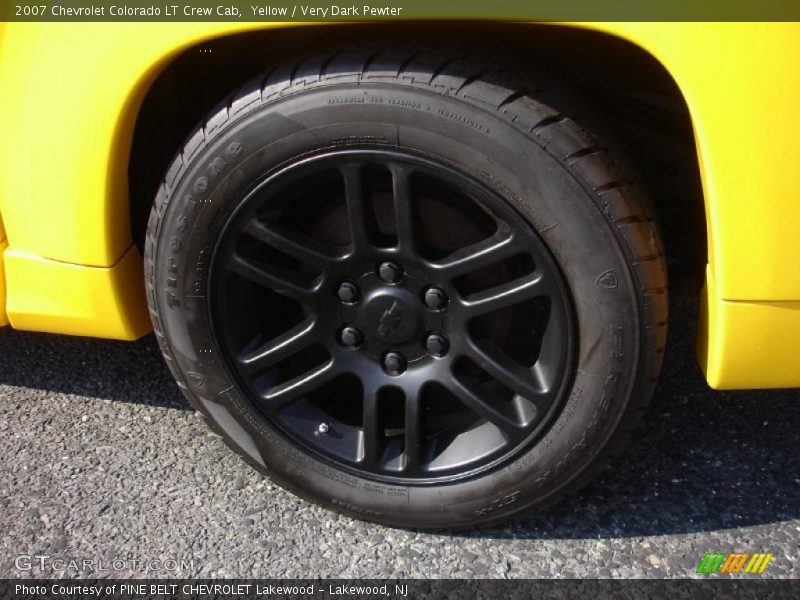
[341,267,443,364]
[365,288,420,345]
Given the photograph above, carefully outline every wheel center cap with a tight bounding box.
[364,290,421,345]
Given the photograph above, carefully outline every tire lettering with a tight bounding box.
[226,142,243,158]
[474,490,521,516]
[207,157,227,178]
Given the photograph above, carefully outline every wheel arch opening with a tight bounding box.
[126,22,707,298]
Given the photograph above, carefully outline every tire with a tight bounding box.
[144,46,667,529]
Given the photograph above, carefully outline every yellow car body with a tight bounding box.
[0,21,798,389]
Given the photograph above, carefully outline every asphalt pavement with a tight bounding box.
[1,301,798,578]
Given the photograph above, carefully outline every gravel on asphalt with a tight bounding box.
[1,301,798,578]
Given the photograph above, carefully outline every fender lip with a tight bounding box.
[699,268,800,390]
[0,212,8,327]
[3,245,151,339]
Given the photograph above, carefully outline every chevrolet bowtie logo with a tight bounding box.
[377,301,403,338]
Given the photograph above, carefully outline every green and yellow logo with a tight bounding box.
[696,552,773,574]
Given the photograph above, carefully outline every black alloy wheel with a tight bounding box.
[211,150,576,483]
[145,47,668,528]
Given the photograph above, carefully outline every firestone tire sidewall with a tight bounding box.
[150,84,641,528]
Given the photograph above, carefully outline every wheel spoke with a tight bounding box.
[465,339,545,401]
[447,374,525,435]
[228,253,316,302]
[404,392,422,473]
[244,220,338,267]
[262,360,337,407]
[462,270,546,317]
[528,306,570,397]
[341,163,372,252]
[239,316,318,374]
[431,227,518,278]
[391,164,419,254]
[361,387,381,468]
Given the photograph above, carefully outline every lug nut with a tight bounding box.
[378,261,403,284]
[425,333,449,357]
[382,351,407,376]
[317,422,330,434]
[337,281,360,303]
[424,286,448,310]
[339,325,363,347]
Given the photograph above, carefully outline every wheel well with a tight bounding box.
[129,23,706,295]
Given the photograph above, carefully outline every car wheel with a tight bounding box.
[144,47,667,528]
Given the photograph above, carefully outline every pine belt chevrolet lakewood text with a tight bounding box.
[0,22,798,528]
